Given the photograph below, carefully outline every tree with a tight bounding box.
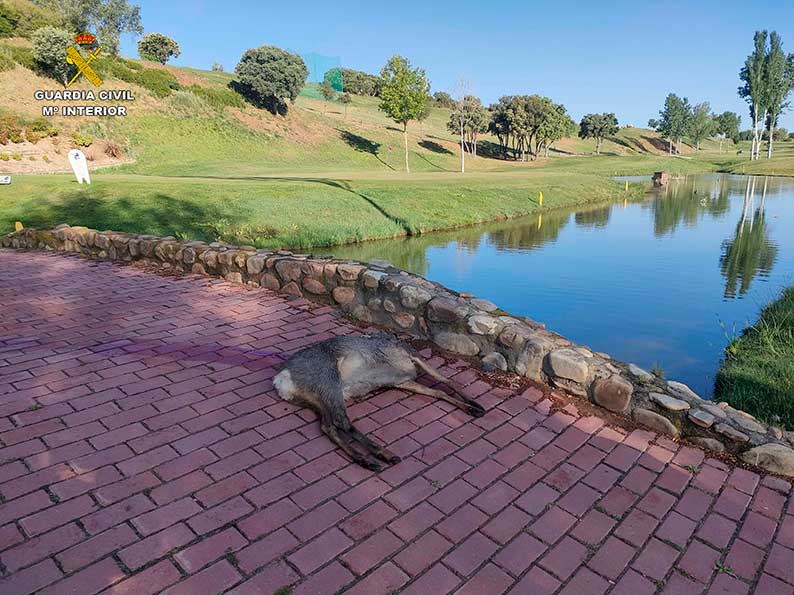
[739,31,769,160]
[31,25,74,85]
[323,67,380,96]
[319,80,336,114]
[137,32,180,64]
[433,91,455,108]
[578,113,619,154]
[38,0,143,56]
[234,45,308,114]
[652,93,692,154]
[340,92,352,117]
[378,55,430,173]
[447,88,487,172]
[688,102,716,150]
[715,111,741,152]
[211,62,224,72]
[538,103,576,157]
[762,32,794,158]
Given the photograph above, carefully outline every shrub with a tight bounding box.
[166,89,210,114]
[28,155,35,160]
[132,67,180,98]
[188,84,245,109]
[1,44,36,70]
[29,117,58,136]
[42,154,50,162]
[72,133,93,147]
[31,26,74,84]
[99,57,180,97]
[211,62,224,72]
[0,114,22,144]
[138,32,180,64]
[0,153,8,160]
[234,45,308,114]
[0,46,13,71]
[104,141,123,158]
[11,153,20,160]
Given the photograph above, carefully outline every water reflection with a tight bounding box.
[333,174,792,394]
[720,176,779,299]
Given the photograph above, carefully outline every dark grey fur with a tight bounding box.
[274,332,486,470]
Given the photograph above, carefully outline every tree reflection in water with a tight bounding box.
[720,176,778,299]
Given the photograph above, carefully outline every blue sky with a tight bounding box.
[120,0,794,130]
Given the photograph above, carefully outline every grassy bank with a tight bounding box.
[0,169,645,249]
[716,286,794,428]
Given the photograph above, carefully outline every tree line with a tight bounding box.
[648,96,741,154]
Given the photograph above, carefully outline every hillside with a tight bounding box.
[0,2,782,249]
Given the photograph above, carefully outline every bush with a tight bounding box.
[234,45,308,114]
[211,62,224,72]
[138,33,181,64]
[188,84,245,109]
[0,153,8,161]
[166,89,210,114]
[31,26,74,84]
[0,114,22,144]
[11,153,20,160]
[0,46,13,72]
[72,133,93,147]
[1,44,35,70]
[42,154,49,162]
[104,141,123,158]
[323,67,380,96]
[100,57,180,97]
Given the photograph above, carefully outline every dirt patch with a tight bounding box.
[0,137,131,173]
[228,105,332,146]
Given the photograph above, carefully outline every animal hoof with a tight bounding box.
[469,404,486,418]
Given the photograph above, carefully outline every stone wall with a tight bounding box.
[4,224,794,477]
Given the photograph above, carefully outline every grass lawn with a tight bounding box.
[0,169,645,249]
[715,286,794,428]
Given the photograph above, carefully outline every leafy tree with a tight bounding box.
[137,32,180,64]
[688,102,716,150]
[37,0,143,56]
[211,62,224,72]
[233,45,308,114]
[433,91,455,108]
[324,67,380,96]
[340,92,352,117]
[319,80,336,114]
[762,32,794,158]
[739,31,769,160]
[378,55,430,173]
[578,113,619,154]
[715,111,741,151]
[651,93,692,154]
[447,95,487,156]
[31,25,74,84]
[538,103,576,157]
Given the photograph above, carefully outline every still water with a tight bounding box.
[333,174,794,397]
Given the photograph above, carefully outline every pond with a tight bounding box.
[332,173,794,398]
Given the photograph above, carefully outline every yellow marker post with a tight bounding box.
[538,191,543,206]
[625,181,629,192]
[14,221,23,231]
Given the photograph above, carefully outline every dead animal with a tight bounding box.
[274,333,486,470]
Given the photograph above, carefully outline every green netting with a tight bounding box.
[301,52,343,93]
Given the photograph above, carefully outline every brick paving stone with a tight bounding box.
[2,250,794,595]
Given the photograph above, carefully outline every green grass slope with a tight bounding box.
[716,287,794,428]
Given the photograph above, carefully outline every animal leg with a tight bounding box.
[345,425,401,464]
[321,420,383,471]
[397,379,485,418]
[411,357,487,417]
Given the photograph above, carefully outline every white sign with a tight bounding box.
[0,175,10,185]
[68,149,91,185]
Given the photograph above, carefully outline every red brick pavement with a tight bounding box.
[1,249,793,595]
